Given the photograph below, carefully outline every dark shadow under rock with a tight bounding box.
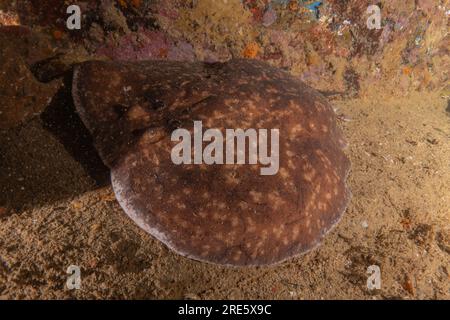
[0,72,109,213]
[40,72,110,186]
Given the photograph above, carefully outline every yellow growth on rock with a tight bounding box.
[174,0,257,57]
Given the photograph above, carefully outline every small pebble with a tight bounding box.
[262,7,277,27]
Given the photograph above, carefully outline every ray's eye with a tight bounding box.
[144,91,166,110]
[112,104,129,118]
[167,118,182,130]
[131,128,146,138]
[149,98,166,110]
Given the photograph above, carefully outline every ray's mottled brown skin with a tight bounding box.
[72,59,350,266]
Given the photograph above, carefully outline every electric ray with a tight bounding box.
[72,59,350,266]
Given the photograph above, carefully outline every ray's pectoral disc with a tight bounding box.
[72,59,350,266]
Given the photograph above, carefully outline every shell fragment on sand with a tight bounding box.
[72,59,350,266]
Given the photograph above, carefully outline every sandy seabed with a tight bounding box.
[0,89,449,299]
